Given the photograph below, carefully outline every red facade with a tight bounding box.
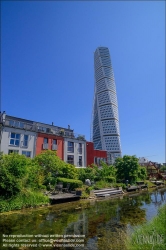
[86,141,107,167]
[36,133,64,160]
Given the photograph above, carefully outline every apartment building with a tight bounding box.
[64,136,86,168]
[86,141,107,167]
[0,112,107,168]
[0,113,37,158]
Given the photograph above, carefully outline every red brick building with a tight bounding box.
[86,141,107,167]
[36,133,64,160]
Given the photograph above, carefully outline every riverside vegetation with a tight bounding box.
[0,151,149,212]
[126,204,166,250]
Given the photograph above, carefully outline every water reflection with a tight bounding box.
[151,189,166,207]
[0,188,165,250]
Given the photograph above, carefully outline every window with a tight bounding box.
[43,138,48,149]
[44,138,48,144]
[52,139,57,150]
[67,141,74,153]
[23,135,28,147]
[52,139,57,145]
[67,155,74,165]
[9,133,20,146]
[15,121,24,128]
[8,150,19,154]
[79,156,82,167]
[78,143,82,154]
[38,126,47,132]
[94,157,97,165]
[9,120,24,128]
[9,120,14,126]
[22,151,31,158]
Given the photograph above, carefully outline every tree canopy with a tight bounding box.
[114,155,147,184]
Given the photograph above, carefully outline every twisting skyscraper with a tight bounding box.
[91,47,122,164]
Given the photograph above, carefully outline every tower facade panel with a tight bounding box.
[92,47,122,164]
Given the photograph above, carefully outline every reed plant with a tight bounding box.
[126,204,166,250]
[0,190,49,212]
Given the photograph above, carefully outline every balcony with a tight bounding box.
[43,143,48,150]
[63,132,85,140]
[5,119,35,131]
[52,144,57,150]
[4,118,86,140]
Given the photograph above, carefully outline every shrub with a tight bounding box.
[27,163,45,190]
[115,183,127,189]
[0,190,49,213]
[94,180,112,189]
[57,177,83,190]
[105,176,116,183]
[0,153,30,197]
[78,167,95,182]
[34,150,79,183]
[57,163,78,179]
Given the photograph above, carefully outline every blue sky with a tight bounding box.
[1,1,165,163]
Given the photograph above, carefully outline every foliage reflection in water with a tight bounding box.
[0,188,166,250]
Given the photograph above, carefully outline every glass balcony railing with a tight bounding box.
[4,119,85,140]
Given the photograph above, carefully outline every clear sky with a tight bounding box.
[1,1,165,163]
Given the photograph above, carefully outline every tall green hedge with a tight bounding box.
[57,177,83,190]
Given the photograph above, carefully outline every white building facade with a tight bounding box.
[0,114,37,158]
[63,137,86,168]
[92,47,122,164]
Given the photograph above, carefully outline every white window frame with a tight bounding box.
[78,143,82,154]
[67,155,74,165]
[9,132,20,147]
[8,150,19,154]
[79,156,82,167]
[22,151,31,158]
[22,134,28,147]
[67,141,74,153]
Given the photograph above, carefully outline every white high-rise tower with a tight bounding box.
[91,47,122,164]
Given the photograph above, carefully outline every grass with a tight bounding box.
[145,180,156,188]
[0,189,49,213]
[126,204,166,250]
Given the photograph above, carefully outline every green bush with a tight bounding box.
[0,153,30,197]
[26,163,45,190]
[57,177,83,190]
[78,167,97,182]
[0,190,49,213]
[105,176,116,183]
[115,183,127,189]
[115,155,147,184]
[34,150,79,184]
[94,180,112,189]
[58,163,78,179]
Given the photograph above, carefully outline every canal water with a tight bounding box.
[0,188,166,250]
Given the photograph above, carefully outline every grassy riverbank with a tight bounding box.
[126,204,166,250]
[0,190,49,212]
[1,151,164,213]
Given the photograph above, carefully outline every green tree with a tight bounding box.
[58,163,78,179]
[0,153,31,197]
[99,161,116,182]
[160,165,166,171]
[138,166,147,180]
[33,150,60,174]
[34,150,79,187]
[114,155,147,184]
[26,162,45,190]
[78,165,99,182]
